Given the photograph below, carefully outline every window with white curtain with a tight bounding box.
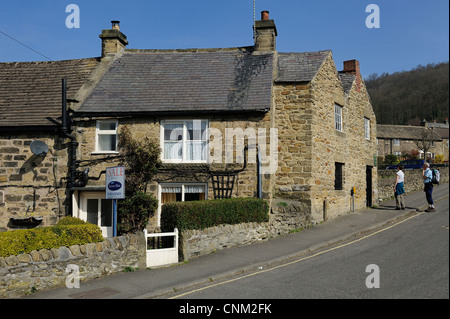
[160,183,207,205]
[161,120,208,163]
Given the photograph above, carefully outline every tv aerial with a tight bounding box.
[30,140,49,157]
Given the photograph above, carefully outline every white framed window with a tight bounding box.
[364,117,370,140]
[393,139,400,146]
[95,120,118,153]
[335,104,343,132]
[157,183,208,226]
[161,120,208,163]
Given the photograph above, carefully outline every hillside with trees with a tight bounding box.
[365,62,449,125]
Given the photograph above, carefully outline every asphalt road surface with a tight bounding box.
[167,199,449,299]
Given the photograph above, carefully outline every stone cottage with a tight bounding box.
[1,11,378,236]
[0,58,100,231]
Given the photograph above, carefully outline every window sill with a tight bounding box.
[91,151,120,155]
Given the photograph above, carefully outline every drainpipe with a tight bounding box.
[257,147,262,199]
[61,78,89,215]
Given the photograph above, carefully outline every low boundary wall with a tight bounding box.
[0,232,145,298]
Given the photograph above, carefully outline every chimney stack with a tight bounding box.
[99,20,128,57]
[342,60,362,92]
[254,10,277,52]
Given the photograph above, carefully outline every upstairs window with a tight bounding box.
[95,120,118,153]
[161,120,208,163]
[335,104,343,132]
[364,117,371,140]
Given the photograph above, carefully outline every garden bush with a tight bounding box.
[56,216,87,225]
[161,197,269,232]
[0,223,103,258]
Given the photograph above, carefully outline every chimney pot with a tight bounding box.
[111,20,120,31]
[261,11,270,21]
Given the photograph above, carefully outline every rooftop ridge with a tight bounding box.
[124,46,256,54]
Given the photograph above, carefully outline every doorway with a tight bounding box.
[79,192,113,237]
[366,166,373,207]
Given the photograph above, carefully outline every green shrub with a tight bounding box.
[117,191,158,234]
[56,216,87,225]
[161,197,269,232]
[0,224,103,258]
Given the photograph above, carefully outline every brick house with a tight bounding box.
[1,12,378,235]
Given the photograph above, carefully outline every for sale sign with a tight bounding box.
[105,166,125,199]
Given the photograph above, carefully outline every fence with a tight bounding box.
[143,228,178,268]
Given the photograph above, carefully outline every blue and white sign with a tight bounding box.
[105,166,125,199]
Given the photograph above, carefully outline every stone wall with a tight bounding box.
[378,166,449,200]
[0,232,145,298]
[0,133,67,231]
[180,222,270,260]
[270,198,311,236]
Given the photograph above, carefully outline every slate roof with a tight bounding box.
[0,58,100,129]
[377,124,443,141]
[275,51,331,83]
[338,73,356,94]
[76,48,274,115]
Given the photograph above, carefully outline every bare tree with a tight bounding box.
[414,128,436,161]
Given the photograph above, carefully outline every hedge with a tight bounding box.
[161,197,269,232]
[0,223,103,258]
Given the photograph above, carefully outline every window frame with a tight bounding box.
[364,117,371,140]
[334,162,344,191]
[157,182,208,226]
[160,119,209,163]
[393,139,400,146]
[334,104,343,132]
[94,119,119,154]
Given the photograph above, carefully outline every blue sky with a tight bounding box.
[0,0,448,78]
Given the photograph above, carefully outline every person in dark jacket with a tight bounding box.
[422,162,435,212]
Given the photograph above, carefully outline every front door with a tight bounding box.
[79,192,113,237]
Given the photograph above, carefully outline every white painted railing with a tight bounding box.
[143,228,179,268]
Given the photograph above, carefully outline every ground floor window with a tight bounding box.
[158,183,207,226]
[160,183,207,204]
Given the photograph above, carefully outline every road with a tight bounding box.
[166,199,449,299]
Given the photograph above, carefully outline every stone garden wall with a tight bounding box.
[0,232,145,298]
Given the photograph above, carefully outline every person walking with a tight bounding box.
[394,164,406,210]
[422,162,435,212]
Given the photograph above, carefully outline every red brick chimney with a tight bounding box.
[342,60,362,92]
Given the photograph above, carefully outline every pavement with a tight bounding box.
[23,182,449,299]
